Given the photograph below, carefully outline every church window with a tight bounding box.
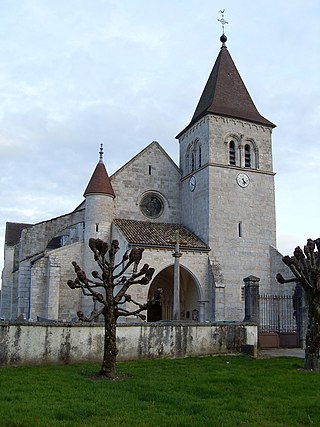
[238,221,242,238]
[185,153,189,175]
[95,223,99,232]
[149,165,152,175]
[191,152,195,172]
[245,144,251,167]
[140,193,164,218]
[185,144,191,175]
[229,141,236,165]
[185,141,202,174]
[198,145,202,168]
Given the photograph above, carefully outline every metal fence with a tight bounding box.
[259,294,298,333]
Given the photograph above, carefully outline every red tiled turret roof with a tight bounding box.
[83,160,115,198]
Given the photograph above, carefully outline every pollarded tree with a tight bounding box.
[67,238,160,379]
[276,238,320,370]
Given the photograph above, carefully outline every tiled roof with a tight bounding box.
[113,218,210,251]
[177,44,275,138]
[5,222,33,246]
[83,161,115,197]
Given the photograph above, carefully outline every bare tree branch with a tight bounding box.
[67,238,157,379]
[278,238,320,370]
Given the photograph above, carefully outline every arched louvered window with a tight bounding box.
[229,141,236,165]
[191,152,195,172]
[245,144,251,167]
[185,153,189,175]
[198,145,202,168]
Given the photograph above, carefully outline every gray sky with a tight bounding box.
[1,1,320,281]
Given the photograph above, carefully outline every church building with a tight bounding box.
[1,31,285,323]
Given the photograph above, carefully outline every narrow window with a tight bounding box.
[245,144,251,167]
[198,145,202,168]
[191,152,195,172]
[229,141,236,165]
[95,223,99,232]
[149,165,152,175]
[238,221,242,238]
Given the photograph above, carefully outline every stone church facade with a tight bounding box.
[1,33,287,323]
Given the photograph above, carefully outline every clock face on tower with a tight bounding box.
[236,173,250,188]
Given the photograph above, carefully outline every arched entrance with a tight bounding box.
[147,265,200,322]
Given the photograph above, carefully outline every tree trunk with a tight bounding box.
[99,305,118,379]
[304,304,320,371]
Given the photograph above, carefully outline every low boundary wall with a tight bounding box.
[0,321,257,366]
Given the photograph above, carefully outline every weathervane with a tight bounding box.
[218,9,228,34]
[99,143,104,162]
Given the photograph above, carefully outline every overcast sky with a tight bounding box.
[1,1,320,280]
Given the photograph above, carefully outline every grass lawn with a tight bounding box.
[0,355,319,427]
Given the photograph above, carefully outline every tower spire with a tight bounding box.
[176,14,275,139]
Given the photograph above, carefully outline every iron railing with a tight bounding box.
[259,294,300,333]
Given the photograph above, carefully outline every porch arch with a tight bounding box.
[147,264,201,322]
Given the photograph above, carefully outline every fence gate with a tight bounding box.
[259,291,304,349]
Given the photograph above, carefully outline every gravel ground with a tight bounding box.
[258,348,304,358]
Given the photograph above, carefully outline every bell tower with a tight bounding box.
[176,19,277,320]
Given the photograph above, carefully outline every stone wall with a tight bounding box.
[270,245,295,295]
[111,142,181,223]
[0,245,15,319]
[32,242,83,321]
[0,322,257,366]
[19,209,85,262]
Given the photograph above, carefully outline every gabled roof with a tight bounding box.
[5,222,33,246]
[177,39,275,138]
[83,161,115,198]
[113,218,210,251]
[111,141,180,180]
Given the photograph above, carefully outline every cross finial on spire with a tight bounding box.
[218,9,228,34]
[218,9,228,48]
[99,143,103,163]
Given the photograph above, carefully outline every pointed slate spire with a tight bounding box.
[177,29,275,138]
[83,144,115,198]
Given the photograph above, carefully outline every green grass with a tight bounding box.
[0,355,319,427]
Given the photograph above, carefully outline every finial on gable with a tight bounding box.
[218,9,228,48]
[99,143,104,163]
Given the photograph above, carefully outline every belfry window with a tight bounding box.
[191,152,195,172]
[185,140,201,175]
[244,144,251,167]
[185,153,189,174]
[229,141,236,165]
